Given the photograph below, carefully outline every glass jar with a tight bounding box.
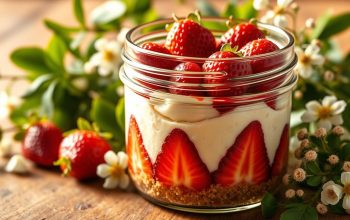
[120,17,297,213]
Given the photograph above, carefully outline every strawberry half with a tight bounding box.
[214,121,270,186]
[271,124,289,176]
[169,62,205,96]
[219,22,265,50]
[127,115,153,177]
[154,128,211,191]
[165,12,216,58]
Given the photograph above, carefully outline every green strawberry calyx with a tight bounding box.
[220,43,243,57]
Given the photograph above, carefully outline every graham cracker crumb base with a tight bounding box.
[131,173,279,207]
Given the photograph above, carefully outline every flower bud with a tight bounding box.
[332,126,344,136]
[328,155,339,165]
[297,128,308,140]
[315,127,327,138]
[305,150,317,161]
[316,203,328,215]
[323,70,335,81]
[293,168,306,182]
[285,189,296,199]
[305,18,316,29]
[296,189,304,197]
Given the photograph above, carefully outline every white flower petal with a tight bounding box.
[90,0,127,26]
[119,173,130,189]
[5,154,29,174]
[329,115,343,126]
[0,138,12,157]
[117,151,128,169]
[260,10,275,23]
[98,66,112,76]
[89,53,103,65]
[310,54,325,66]
[105,41,121,54]
[317,119,332,131]
[95,38,107,51]
[274,15,288,28]
[277,0,292,8]
[103,176,119,189]
[104,150,119,166]
[301,64,313,78]
[117,27,130,44]
[341,172,350,185]
[305,43,320,56]
[323,181,335,189]
[321,191,329,205]
[322,96,337,107]
[83,62,96,74]
[295,47,304,57]
[306,100,322,112]
[97,164,111,178]
[71,78,88,91]
[343,195,350,210]
[331,100,347,115]
[253,0,269,10]
[301,111,318,122]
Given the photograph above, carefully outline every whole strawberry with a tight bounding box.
[139,42,176,70]
[169,62,205,96]
[57,130,111,180]
[220,22,265,50]
[22,121,63,167]
[165,11,216,58]
[203,44,252,97]
[240,38,279,73]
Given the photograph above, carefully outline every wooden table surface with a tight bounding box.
[1,0,350,219]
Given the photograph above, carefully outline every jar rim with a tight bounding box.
[125,17,295,62]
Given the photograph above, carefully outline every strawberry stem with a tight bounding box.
[54,157,72,177]
[220,43,243,57]
[225,15,235,28]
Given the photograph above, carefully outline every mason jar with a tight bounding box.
[120,17,297,213]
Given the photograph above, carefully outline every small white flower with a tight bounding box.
[301,96,347,131]
[97,150,129,189]
[341,172,350,210]
[85,38,122,76]
[260,0,293,28]
[90,0,126,26]
[5,154,30,174]
[0,138,12,157]
[294,42,325,79]
[305,18,316,29]
[0,91,21,120]
[321,181,343,205]
[253,0,269,10]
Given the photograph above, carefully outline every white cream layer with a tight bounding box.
[125,88,291,172]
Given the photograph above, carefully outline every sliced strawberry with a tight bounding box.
[127,115,153,177]
[214,121,270,186]
[271,124,289,176]
[154,128,211,191]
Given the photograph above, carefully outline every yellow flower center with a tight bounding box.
[344,184,350,195]
[109,165,123,178]
[326,189,337,200]
[300,54,311,65]
[103,50,115,61]
[274,6,285,15]
[317,106,332,119]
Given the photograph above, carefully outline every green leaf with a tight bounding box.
[237,0,257,20]
[10,47,52,74]
[306,161,321,175]
[41,80,58,119]
[196,0,219,16]
[44,20,81,58]
[10,97,41,126]
[222,0,238,17]
[73,0,86,28]
[70,31,87,51]
[91,0,126,26]
[77,117,93,130]
[306,176,323,187]
[281,205,318,220]
[341,144,350,161]
[22,74,54,98]
[91,98,124,142]
[116,97,125,132]
[46,35,67,70]
[317,12,350,40]
[123,0,150,15]
[261,193,278,218]
[312,10,332,39]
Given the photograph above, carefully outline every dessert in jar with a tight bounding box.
[120,13,297,213]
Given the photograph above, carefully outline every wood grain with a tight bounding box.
[0,0,350,219]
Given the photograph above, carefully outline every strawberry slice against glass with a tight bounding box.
[214,121,270,186]
[154,128,211,191]
[271,124,289,176]
[127,115,153,177]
